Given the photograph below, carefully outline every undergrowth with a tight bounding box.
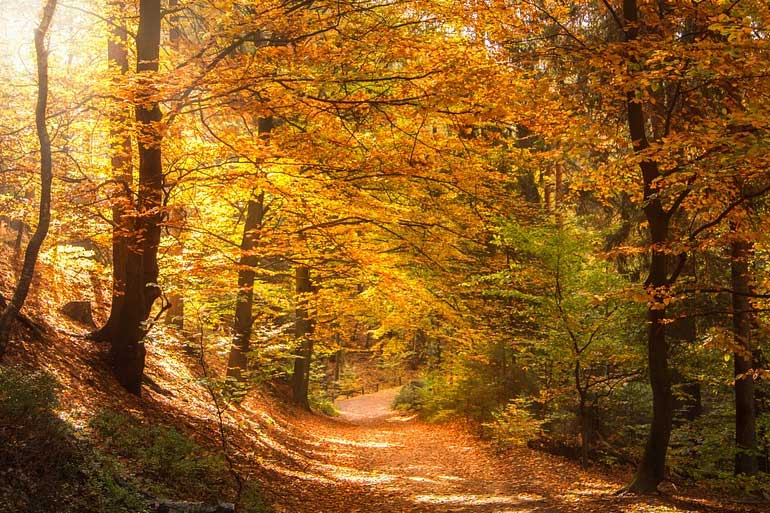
[309,396,339,417]
[392,380,425,412]
[0,365,146,513]
[89,409,228,502]
[0,365,272,513]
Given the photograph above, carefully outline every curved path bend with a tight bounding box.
[259,388,755,513]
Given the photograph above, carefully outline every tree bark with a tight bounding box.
[164,206,186,330]
[162,0,185,331]
[91,1,133,342]
[168,0,181,45]
[731,226,758,475]
[225,116,273,379]
[0,0,58,356]
[575,362,589,467]
[291,266,313,410]
[226,192,265,379]
[623,0,673,493]
[109,0,164,394]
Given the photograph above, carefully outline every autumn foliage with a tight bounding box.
[1,0,770,509]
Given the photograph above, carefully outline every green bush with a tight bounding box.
[89,410,227,501]
[84,454,149,513]
[668,398,770,498]
[0,365,59,423]
[0,365,146,513]
[309,396,339,417]
[0,367,272,512]
[392,380,426,411]
[483,399,542,450]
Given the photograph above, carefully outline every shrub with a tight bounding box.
[309,396,339,417]
[0,365,146,513]
[392,380,425,411]
[89,410,227,501]
[482,399,543,450]
[0,365,59,423]
[668,398,770,498]
[84,454,149,513]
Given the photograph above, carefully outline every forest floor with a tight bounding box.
[1,246,767,513]
[3,308,769,513]
[255,387,767,513]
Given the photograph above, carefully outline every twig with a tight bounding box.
[196,310,244,510]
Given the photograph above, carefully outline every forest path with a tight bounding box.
[335,386,405,424]
[263,388,738,513]
[326,387,557,512]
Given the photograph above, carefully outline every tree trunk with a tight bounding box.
[168,0,181,45]
[225,117,272,379]
[630,304,673,492]
[91,1,133,342]
[575,361,589,467]
[164,206,186,330]
[109,0,164,394]
[226,192,265,378]
[623,0,674,493]
[162,5,184,330]
[0,0,57,356]
[291,266,313,410]
[731,228,758,475]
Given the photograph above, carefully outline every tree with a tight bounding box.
[106,0,165,394]
[482,0,770,490]
[0,0,58,356]
[291,265,314,410]
[226,191,266,378]
[91,1,134,343]
[731,215,759,475]
[619,0,676,492]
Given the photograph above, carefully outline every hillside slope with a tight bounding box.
[0,256,768,513]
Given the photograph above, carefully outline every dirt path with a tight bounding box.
[330,387,556,512]
[255,388,756,513]
[336,387,407,424]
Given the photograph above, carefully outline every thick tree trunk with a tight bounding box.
[168,0,181,44]
[91,2,133,342]
[109,0,164,394]
[731,230,758,475]
[631,303,672,492]
[623,0,673,493]
[0,0,57,356]
[291,266,313,410]
[226,193,265,378]
[135,0,163,317]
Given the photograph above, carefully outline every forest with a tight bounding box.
[0,1,769,512]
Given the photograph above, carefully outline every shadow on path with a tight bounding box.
[257,388,766,513]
